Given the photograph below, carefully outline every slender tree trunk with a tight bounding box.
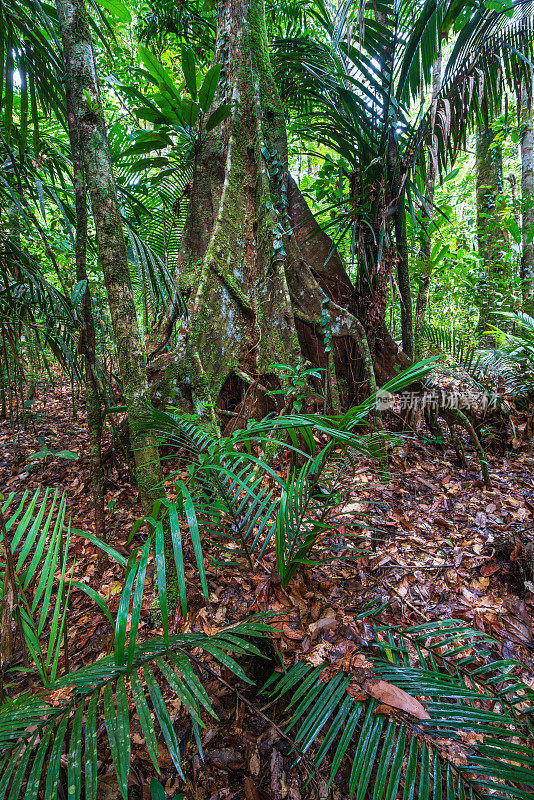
[521,84,534,314]
[414,52,442,354]
[65,85,106,541]
[476,120,508,334]
[55,0,164,516]
[388,128,413,360]
[151,0,404,419]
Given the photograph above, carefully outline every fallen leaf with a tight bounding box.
[480,561,500,577]
[363,680,430,720]
[244,777,261,800]
[309,616,336,642]
[283,624,305,641]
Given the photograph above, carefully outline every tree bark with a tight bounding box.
[476,121,508,335]
[151,0,404,418]
[65,84,106,541]
[388,129,413,360]
[55,0,164,516]
[521,84,534,315]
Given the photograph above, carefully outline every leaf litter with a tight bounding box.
[1,379,533,798]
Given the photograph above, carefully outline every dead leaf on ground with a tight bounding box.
[363,679,430,720]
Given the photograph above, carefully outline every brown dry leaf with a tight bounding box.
[45,685,77,707]
[374,703,397,716]
[310,601,322,621]
[480,561,500,577]
[96,773,123,800]
[249,747,261,778]
[309,616,336,642]
[342,652,373,671]
[438,740,470,767]
[244,777,261,800]
[458,730,484,745]
[283,623,305,641]
[346,679,367,701]
[270,749,287,799]
[363,679,430,720]
[305,640,334,667]
[288,776,302,800]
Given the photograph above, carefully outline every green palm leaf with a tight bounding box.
[0,622,271,799]
[267,619,534,798]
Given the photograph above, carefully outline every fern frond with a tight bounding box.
[0,490,125,686]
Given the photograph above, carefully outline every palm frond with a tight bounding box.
[266,620,534,798]
[137,360,435,606]
[0,487,270,799]
[0,490,125,686]
[0,620,269,799]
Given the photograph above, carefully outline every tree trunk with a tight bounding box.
[521,85,534,315]
[414,52,442,354]
[476,121,508,335]
[151,0,405,418]
[65,85,106,541]
[388,129,413,360]
[55,0,164,516]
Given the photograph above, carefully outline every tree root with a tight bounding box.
[450,408,491,488]
[425,405,492,487]
[443,413,468,469]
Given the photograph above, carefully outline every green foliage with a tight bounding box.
[0,489,121,686]
[421,323,480,371]
[134,44,230,138]
[2,3,534,792]
[265,618,534,797]
[420,313,534,398]
[0,622,268,800]
[1,353,533,797]
[274,0,534,291]
[483,311,534,395]
[138,0,216,57]
[266,360,324,412]
[273,453,349,588]
[0,488,270,799]
[139,360,434,597]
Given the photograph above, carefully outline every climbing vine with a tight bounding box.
[262,144,291,259]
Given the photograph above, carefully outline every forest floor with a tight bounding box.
[1,380,534,800]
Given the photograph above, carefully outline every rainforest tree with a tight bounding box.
[521,84,534,314]
[148,0,405,426]
[142,0,534,426]
[476,120,509,334]
[55,0,165,516]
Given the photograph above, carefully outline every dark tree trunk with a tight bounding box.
[476,121,508,335]
[151,0,405,418]
[388,129,413,360]
[414,52,442,354]
[521,83,534,314]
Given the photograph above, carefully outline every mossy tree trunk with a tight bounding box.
[151,0,405,419]
[55,0,164,517]
[65,84,106,541]
[388,129,413,360]
[476,121,508,335]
